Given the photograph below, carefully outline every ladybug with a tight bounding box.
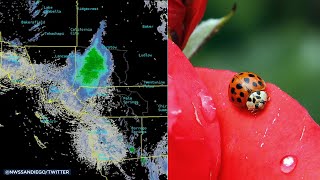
[228,72,269,112]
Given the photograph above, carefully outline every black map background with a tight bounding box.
[0,0,167,179]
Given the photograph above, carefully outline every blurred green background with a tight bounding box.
[191,1,320,124]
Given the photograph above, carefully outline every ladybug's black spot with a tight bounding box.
[236,84,243,89]
[255,104,259,109]
[244,78,250,84]
[256,96,261,99]
[249,74,255,77]
[257,91,261,95]
[237,98,242,103]
[231,97,234,102]
[258,81,263,86]
[253,98,256,103]
[252,82,257,87]
[240,92,244,97]
[231,87,236,94]
[247,97,252,102]
[257,76,262,80]
[239,73,243,75]
[232,78,235,83]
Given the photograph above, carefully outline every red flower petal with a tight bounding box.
[182,0,208,49]
[169,0,208,49]
[168,0,186,47]
[196,68,320,179]
[168,40,221,179]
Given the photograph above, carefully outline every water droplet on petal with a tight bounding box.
[280,155,297,174]
[170,109,182,115]
[168,107,182,132]
[198,90,216,123]
[193,105,202,126]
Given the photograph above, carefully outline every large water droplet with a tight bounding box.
[198,90,216,123]
[280,155,297,174]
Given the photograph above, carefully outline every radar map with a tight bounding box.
[0,0,167,179]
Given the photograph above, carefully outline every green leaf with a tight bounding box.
[183,4,237,59]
